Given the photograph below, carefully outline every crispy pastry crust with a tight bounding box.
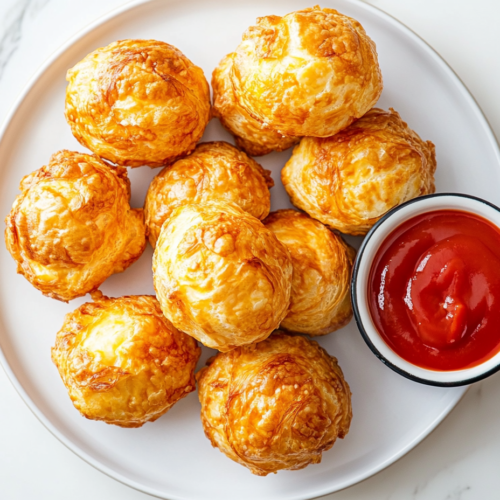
[282,108,437,235]
[152,201,292,352]
[4,150,146,302]
[231,6,383,138]
[65,39,211,167]
[264,210,355,335]
[197,332,352,475]
[212,53,299,156]
[144,141,274,248]
[51,294,201,428]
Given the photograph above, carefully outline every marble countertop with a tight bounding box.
[0,1,499,499]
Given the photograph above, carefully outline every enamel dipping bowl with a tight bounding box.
[352,192,500,387]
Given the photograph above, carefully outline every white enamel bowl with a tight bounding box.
[352,193,500,387]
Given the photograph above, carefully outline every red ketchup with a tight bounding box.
[368,210,500,371]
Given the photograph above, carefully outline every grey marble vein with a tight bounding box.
[0,0,49,82]
[445,485,471,500]
[412,479,430,499]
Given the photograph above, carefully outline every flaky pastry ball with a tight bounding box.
[65,39,211,167]
[197,332,352,475]
[264,210,355,335]
[52,294,201,428]
[153,201,292,351]
[282,108,437,235]
[4,150,146,302]
[212,54,299,156]
[144,141,274,247]
[231,6,382,138]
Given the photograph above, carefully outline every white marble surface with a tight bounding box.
[0,1,499,499]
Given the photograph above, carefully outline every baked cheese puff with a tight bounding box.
[52,294,201,428]
[144,141,274,248]
[264,210,355,335]
[153,201,292,352]
[231,6,382,138]
[212,53,299,156]
[282,108,437,235]
[197,332,352,476]
[65,39,211,167]
[4,150,146,302]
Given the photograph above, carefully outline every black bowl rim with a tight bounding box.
[351,192,500,387]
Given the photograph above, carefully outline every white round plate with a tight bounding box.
[0,0,497,499]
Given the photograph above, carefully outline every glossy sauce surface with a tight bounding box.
[369,209,500,371]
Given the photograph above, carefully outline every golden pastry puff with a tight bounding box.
[153,201,292,351]
[264,210,355,335]
[52,293,201,428]
[4,150,146,302]
[212,53,299,156]
[231,6,382,138]
[282,108,437,235]
[197,332,352,475]
[144,141,274,248]
[65,39,211,167]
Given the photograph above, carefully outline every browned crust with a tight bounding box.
[4,150,146,301]
[264,209,355,335]
[144,141,274,247]
[282,108,436,235]
[197,332,352,475]
[65,39,211,167]
[52,294,201,427]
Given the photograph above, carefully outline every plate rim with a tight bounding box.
[0,0,491,498]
